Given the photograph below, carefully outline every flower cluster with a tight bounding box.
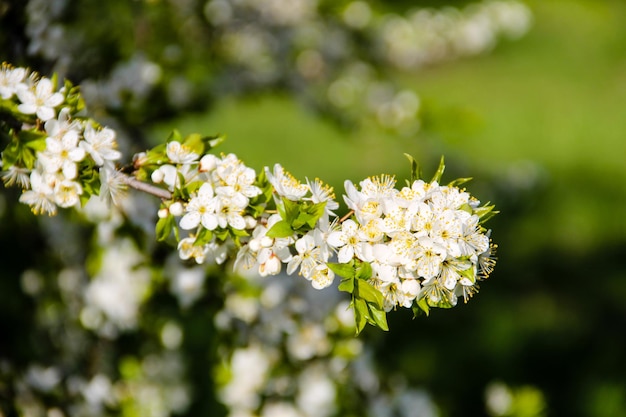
[141,138,265,266]
[0,63,121,216]
[2,63,497,334]
[147,147,341,290]
[148,144,495,332]
[234,165,340,290]
[337,172,496,312]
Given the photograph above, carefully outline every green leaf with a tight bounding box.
[304,201,327,228]
[367,304,389,331]
[63,79,85,113]
[182,132,225,155]
[282,197,300,224]
[458,266,476,285]
[50,72,59,91]
[338,277,355,293]
[355,261,372,280]
[247,203,267,218]
[474,203,498,224]
[404,153,421,182]
[167,129,183,143]
[155,215,174,242]
[276,198,286,220]
[292,211,315,230]
[327,262,355,279]
[215,228,230,242]
[265,220,294,238]
[291,201,327,231]
[1,141,19,169]
[142,143,168,166]
[416,297,430,316]
[194,227,213,246]
[19,129,47,144]
[79,163,101,201]
[182,133,205,154]
[24,138,46,152]
[355,279,383,310]
[22,147,38,169]
[447,177,472,187]
[205,134,225,151]
[412,302,425,318]
[354,298,369,335]
[458,203,474,214]
[430,155,446,184]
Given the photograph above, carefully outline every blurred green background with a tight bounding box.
[2,0,626,416]
[149,1,626,415]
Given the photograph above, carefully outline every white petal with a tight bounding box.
[62,162,77,179]
[37,106,55,122]
[45,93,65,107]
[286,258,301,275]
[228,214,246,230]
[337,246,354,263]
[327,231,345,248]
[201,214,219,230]
[17,102,37,115]
[180,212,200,230]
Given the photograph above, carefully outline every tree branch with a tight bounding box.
[118,174,173,200]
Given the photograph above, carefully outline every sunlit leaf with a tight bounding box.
[327,262,355,279]
[430,155,446,184]
[266,220,294,238]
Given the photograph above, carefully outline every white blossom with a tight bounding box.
[81,124,122,166]
[16,77,64,121]
[166,141,199,164]
[180,183,218,230]
[0,65,27,99]
[266,163,309,201]
[19,170,57,215]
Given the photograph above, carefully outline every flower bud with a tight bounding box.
[259,254,281,277]
[260,236,273,248]
[151,167,165,183]
[199,154,217,172]
[248,238,261,252]
[169,201,184,216]
[133,152,148,168]
[157,208,169,218]
[244,215,257,229]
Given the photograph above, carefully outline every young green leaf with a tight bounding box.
[327,262,355,279]
[355,279,383,310]
[404,153,421,182]
[367,304,389,331]
[265,220,294,238]
[282,197,300,224]
[430,155,446,184]
[338,277,355,293]
[155,215,174,242]
[354,298,369,335]
[447,177,472,187]
[167,129,183,143]
[355,261,372,280]
[194,227,213,246]
[416,296,430,316]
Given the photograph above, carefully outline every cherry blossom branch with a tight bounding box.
[118,173,172,200]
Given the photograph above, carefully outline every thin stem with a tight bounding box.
[339,210,354,223]
[119,174,173,200]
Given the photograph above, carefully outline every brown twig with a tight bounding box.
[339,210,354,223]
[118,174,173,200]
